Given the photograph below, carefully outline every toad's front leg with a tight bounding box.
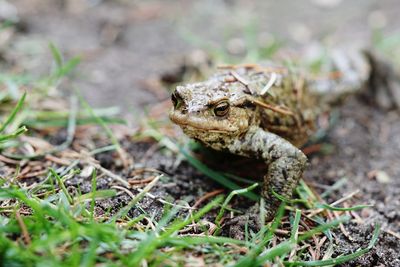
[227,126,307,219]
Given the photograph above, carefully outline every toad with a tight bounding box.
[169,50,399,218]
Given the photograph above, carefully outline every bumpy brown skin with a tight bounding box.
[169,50,399,221]
[169,65,317,218]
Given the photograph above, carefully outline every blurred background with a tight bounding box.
[3,0,400,118]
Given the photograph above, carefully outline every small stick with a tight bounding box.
[302,144,322,155]
[349,210,364,224]
[333,210,354,241]
[251,98,294,116]
[86,160,130,188]
[274,228,306,236]
[258,66,288,74]
[0,154,20,165]
[128,176,156,185]
[329,190,360,207]
[19,170,47,179]
[217,64,237,69]
[308,243,318,261]
[260,72,277,95]
[192,189,225,209]
[315,236,327,260]
[226,243,249,254]
[45,154,72,166]
[112,185,136,199]
[230,71,249,86]
[130,167,165,176]
[15,210,31,245]
[16,166,31,179]
[133,184,195,210]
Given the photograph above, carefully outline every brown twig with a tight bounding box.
[112,185,136,199]
[230,71,249,86]
[192,189,225,209]
[45,154,72,166]
[333,210,354,241]
[128,176,156,185]
[315,236,327,260]
[302,144,322,156]
[18,170,47,179]
[300,220,321,260]
[226,243,249,254]
[17,166,31,179]
[274,228,306,236]
[350,209,364,224]
[329,190,360,206]
[15,210,31,245]
[251,98,295,116]
[0,154,20,165]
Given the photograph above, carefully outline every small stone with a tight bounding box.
[81,165,95,178]
[361,208,372,218]
[368,170,391,184]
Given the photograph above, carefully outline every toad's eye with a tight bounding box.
[213,101,230,117]
[171,91,183,109]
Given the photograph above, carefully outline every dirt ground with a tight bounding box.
[6,0,400,266]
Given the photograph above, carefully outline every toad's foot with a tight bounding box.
[227,126,307,219]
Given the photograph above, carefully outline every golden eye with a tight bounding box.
[213,101,230,117]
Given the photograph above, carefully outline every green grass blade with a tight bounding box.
[144,129,259,201]
[290,209,302,243]
[108,175,161,223]
[0,126,27,142]
[179,148,259,201]
[76,88,122,151]
[215,183,258,224]
[53,57,81,79]
[0,91,26,133]
[166,236,247,247]
[257,242,295,263]
[235,203,286,267]
[75,189,116,203]
[90,169,97,222]
[126,195,223,266]
[50,168,74,205]
[49,42,63,69]
[317,203,373,212]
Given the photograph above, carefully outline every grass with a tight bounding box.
[0,180,380,266]
[0,29,387,266]
[0,90,381,266]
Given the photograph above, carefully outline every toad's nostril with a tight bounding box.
[171,89,183,109]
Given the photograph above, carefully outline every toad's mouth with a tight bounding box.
[169,109,238,133]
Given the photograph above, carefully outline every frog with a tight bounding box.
[169,49,400,219]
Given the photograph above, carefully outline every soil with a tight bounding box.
[5,0,400,266]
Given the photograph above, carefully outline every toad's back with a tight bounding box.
[219,65,319,147]
[256,71,318,147]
